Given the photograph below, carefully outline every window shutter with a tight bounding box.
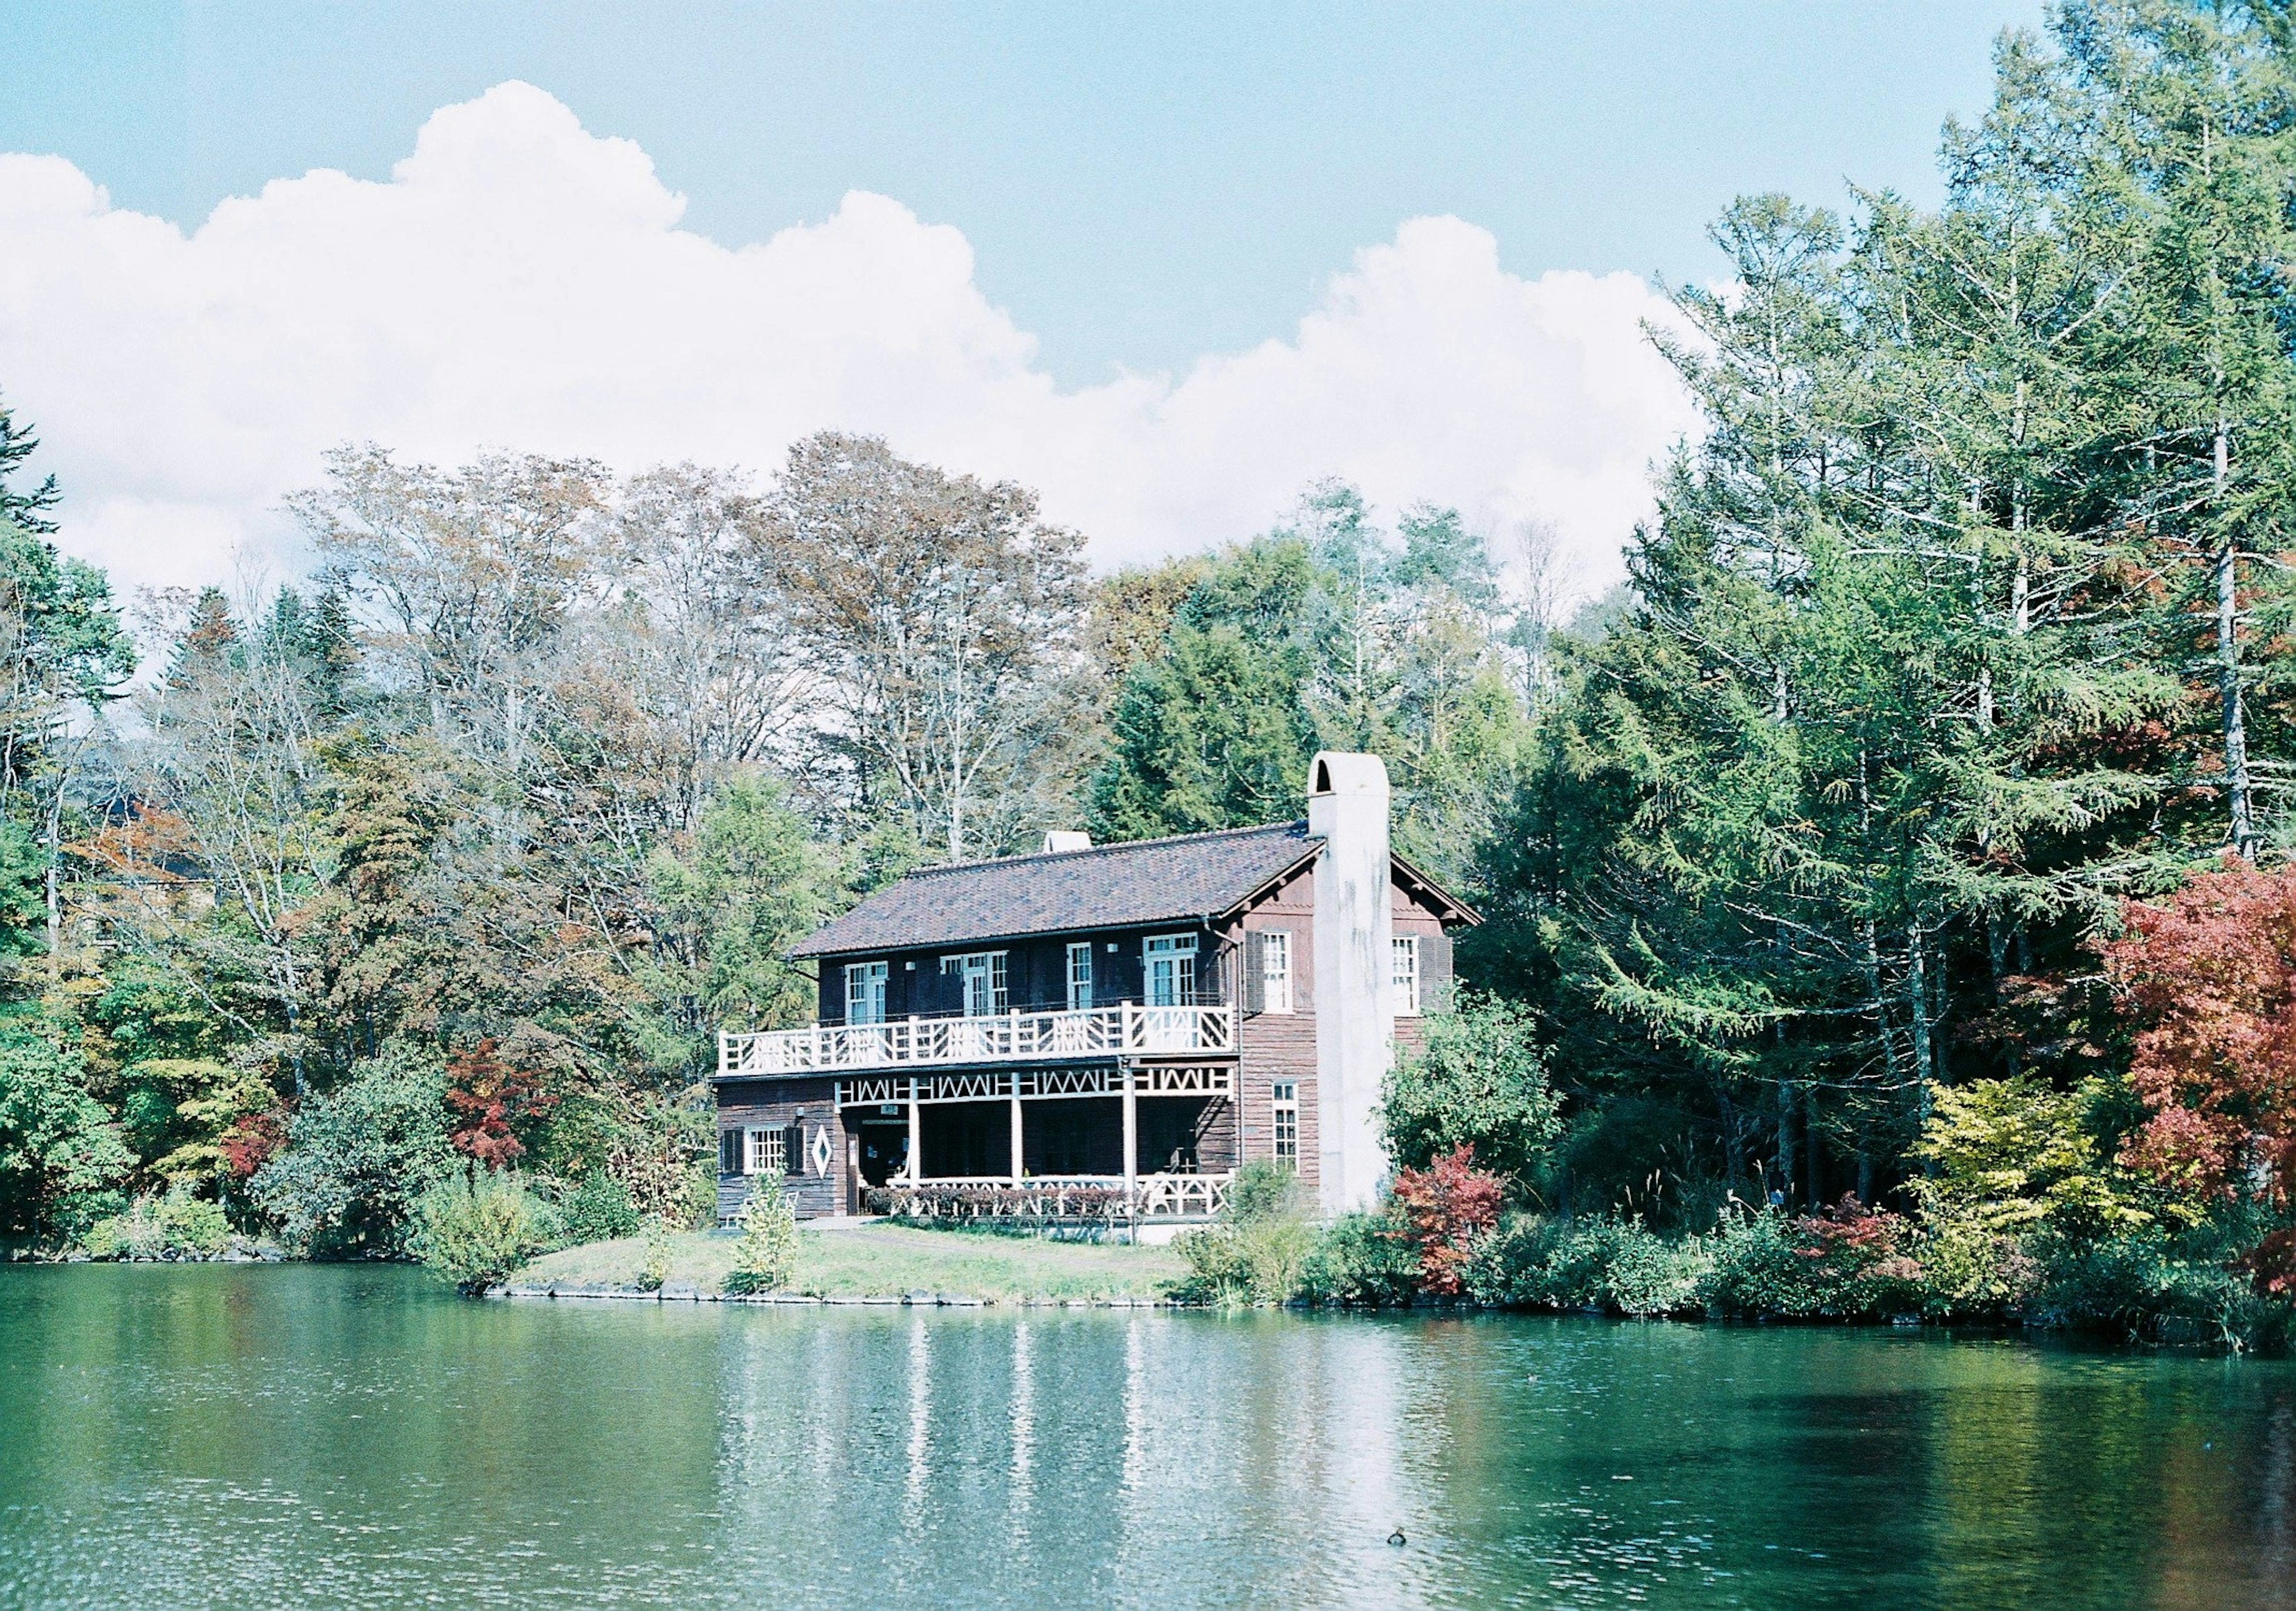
[1424,932,1455,1013]
[719,1129,740,1175]
[784,1122,805,1177]
[1243,932,1266,1014]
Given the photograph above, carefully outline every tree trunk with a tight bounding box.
[2215,422,2254,858]
[1776,1080,1796,1206]
[1909,924,1935,1166]
[1805,1084,1822,1209]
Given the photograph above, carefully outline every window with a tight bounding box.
[1271,1080,1298,1166]
[1144,933,1198,1007]
[1066,942,1095,1010]
[1245,930,1292,1014]
[1393,934,1421,1016]
[744,1126,786,1176]
[941,951,1008,1016]
[845,961,889,1025]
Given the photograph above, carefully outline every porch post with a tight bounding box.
[1120,1060,1138,1238]
[1005,1074,1024,1184]
[907,1078,923,1184]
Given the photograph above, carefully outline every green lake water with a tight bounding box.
[2,1265,2292,1609]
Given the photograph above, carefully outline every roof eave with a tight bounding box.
[1391,849,1482,927]
[789,909,1231,962]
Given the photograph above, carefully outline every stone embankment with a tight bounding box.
[491,1281,1171,1307]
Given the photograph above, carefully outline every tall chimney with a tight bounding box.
[1308,751,1393,1213]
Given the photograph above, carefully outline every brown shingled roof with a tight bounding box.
[789,821,1323,959]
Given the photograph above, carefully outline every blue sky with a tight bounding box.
[8,1,2039,387]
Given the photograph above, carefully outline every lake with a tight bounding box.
[1,1265,2292,1609]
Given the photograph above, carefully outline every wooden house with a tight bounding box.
[713,751,1476,1227]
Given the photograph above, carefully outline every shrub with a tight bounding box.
[251,1049,456,1257]
[1910,1075,2155,1239]
[1299,1210,1420,1306]
[637,1218,675,1292]
[410,1169,563,1295]
[1703,1198,1921,1320]
[1382,992,1559,1186]
[0,1027,133,1239]
[2030,1218,2295,1352]
[558,1172,641,1244]
[83,1185,232,1260]
[1909,1218,2041,1321]
[723,1170,801,1294]
[1389,1145,1505,1295]
[1461,1213,1707,1316]
[1171,1162,1314,1306]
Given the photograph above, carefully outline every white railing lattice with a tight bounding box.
[720,1003,1234,1078]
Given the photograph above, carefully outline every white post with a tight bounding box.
[1010,1093,1024,1185]
[907,1080,923,1185]
[1120,1060,1138,1241]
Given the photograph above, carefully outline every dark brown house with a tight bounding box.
[713,751,1476,1227]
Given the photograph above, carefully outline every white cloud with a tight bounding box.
[0,80,1698,601]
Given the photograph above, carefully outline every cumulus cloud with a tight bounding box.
[0,80,1698,600]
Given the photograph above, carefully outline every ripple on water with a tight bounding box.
[1,1269,2292,1609]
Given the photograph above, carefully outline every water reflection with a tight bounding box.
[4,1268,2296,1609]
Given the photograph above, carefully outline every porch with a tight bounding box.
[842,1062,1235,1222]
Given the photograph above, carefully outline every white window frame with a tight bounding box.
[1393,934,1421,1017]
[1254,930,1292,1014]
[744,1126,786,1176]
[1066,942,1095,1010]
[845,960,889,1026]
[1144,933,1198,1008]
[1271,1080,1298,1166]
[941,950,1009,1017]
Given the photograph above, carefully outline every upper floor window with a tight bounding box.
[1066,942,1095,1010]
[1144,933,1198,1007]
[845,961,889,1026]
[942,950,1008,1017]
[1392,934,1421,1017]
[1245,930,1292,1014]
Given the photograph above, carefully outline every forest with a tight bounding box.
[4,1,2296,1340]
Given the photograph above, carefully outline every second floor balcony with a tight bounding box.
[719,1001,1235,1078]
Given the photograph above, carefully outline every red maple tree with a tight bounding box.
[2105,857,2296,1292]
[218,1109,286,1178]
[1388,1144,1506,1296]
[444,1038,557,1167]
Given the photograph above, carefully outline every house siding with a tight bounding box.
[715,1076,847,1220]
[1226,864,1321,1194]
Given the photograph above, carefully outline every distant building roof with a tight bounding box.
[790,822,1324,959]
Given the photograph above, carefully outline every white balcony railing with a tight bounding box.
[719,1002,1234,1078]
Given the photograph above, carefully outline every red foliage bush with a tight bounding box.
[218,1109,285,1178]
[444,1038,557,1168]
[2105,857,2296,1292]
[1794,1194,1913,1272]
[1388,1144,1506,1295]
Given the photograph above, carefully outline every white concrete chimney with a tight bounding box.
[1309,751,1394,1214]
[1039,830,1092,854]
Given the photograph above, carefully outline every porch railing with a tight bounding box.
[868,1170,1234,1222]
[720,1003,1234,1078]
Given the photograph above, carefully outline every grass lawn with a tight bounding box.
[514,1221,1187,1301]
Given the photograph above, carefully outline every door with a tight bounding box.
[1142,933,1198,1048]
